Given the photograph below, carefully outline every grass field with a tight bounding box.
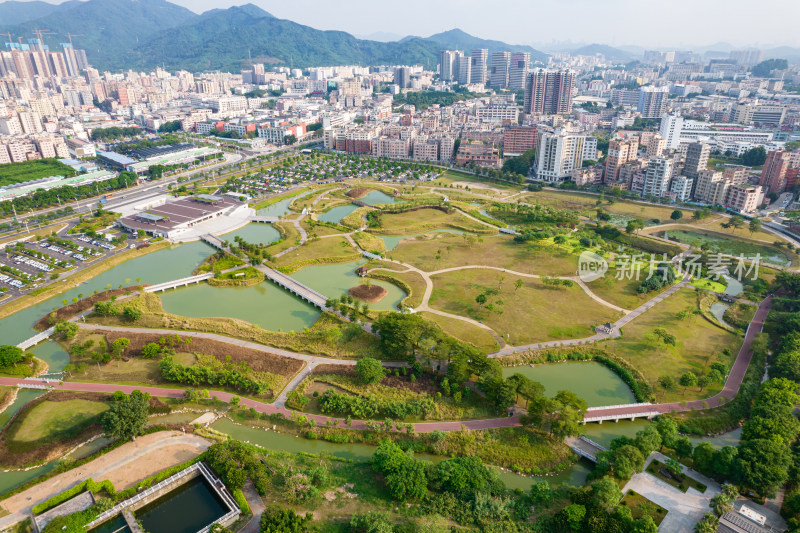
[371,208,495,235]
[586,260,671,310]
[432,170,523,194]
[352,232,387,254]
[621,489,667,525]
[368,267,426,308]
[10,399,107,443]
[521,189,682,223]
[0,159,76,187]
[264,221,301,255]
[272,235,360,272]
[250,188,309,210]
[429,269,621,345]
[645,459,707,493]
[419,311,500,352]
[389,233,580,276]
[603,288,742,402]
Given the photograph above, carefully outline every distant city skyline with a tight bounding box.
[9,0,800,50]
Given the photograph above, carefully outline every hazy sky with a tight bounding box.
[15,0,800,49]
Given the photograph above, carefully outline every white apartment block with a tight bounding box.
[533,130,598,183]
[412,137,439,161]
[642,157,673,197]
[372,136,411,159]
[670,175,693,202]
[476,103,519,123]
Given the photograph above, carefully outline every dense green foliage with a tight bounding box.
[101,390,150,441]
[0,159,76,187]
[752,59,789,77]
[159,354,269,395]
[32,478,116,514]
[260,506,313,532]
[393,90,481,110]
[90,126,141,141]
[205,440,269,493]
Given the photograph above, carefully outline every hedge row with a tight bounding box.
[33,478,116,514]
[232,488,251,515]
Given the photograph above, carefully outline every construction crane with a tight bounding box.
[65,33,84,48]
[31,29,56,50]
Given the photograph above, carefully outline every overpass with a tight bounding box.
[17,327,54,350]
[256,265,328,309]
[200,234,227,251]
[144,273,214,293]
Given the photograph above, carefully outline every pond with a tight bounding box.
[290,261,407,311]
[318,204,358,224]
[159,281,319,332]
[381,229,466,251]
[88,515,130,533]
[136,476,228,533]
[209,418,591,490]
[501,362,635,408]
[219,223,280,245]
[256,190,312,218]
[0,241,213,346]
[30,341,71,375]
[361,190,398,206]
[661,230,790,266]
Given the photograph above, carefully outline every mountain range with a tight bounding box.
[0,0,548,72]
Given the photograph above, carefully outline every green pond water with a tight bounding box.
[89,515,130,533]
[220,223,280,245]
[136,476,227,533]
[318,204,357,224]
[256,190,311,218]
[662,230,791,266]
[159,281,320,332]
[381,229,466,251]
[502,362,635,408]
[209,418,591,490]
[361,190,398,206]
[291,261,406,311]
[0,241,212,346]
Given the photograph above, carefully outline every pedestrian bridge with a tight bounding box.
[582,402,661,424]
[256,265,328,309]
[145,273,214,293]
[565,436,607,462]
[251,216,279,223]
[17,327,54,350]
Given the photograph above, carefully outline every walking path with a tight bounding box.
[240,480,266,533]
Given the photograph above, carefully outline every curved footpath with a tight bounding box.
[0,293,772,431]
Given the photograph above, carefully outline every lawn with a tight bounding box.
[603,288,742,402]
[434,170,523,194]
[272,235,361,272]
[370,207,496,235]
[264,221,301,255]
[419,311,500,352]
[645,459,707,493]
[9,399,108,443]
[690,278,727,293]
[621,489,668,525]
[250,188,309,210]
[389,232,581,276]
[68,211,120,235]
[429,269,622,345]
[352,232,387,254]
[585,258,673,310]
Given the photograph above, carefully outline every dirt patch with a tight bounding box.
[90,330,304,378]
[348,284,387,303]
[34,286,143,330]
[345,188,370,199]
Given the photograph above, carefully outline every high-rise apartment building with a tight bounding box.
[726,185,763,214]
[642,157,674,197]
[646,134,666,158]
[694,170,728,205]
[670,175,694,202]
[604,139,639,185]
[729,50,764,67]
[523,70,574,115]
[503,126,538,157]
[470,49,488,85]
[759,150,791,194]
[533,130,597,182]
[456,53,471,85]
[659,113,683,150]
[490,52,510,89]
[439,50,458,82]
[508,52,530,91]
[393,67,412,88]
[684,142,710,181]
[637,87,668,118]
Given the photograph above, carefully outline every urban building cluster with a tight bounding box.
[2,35,800,217]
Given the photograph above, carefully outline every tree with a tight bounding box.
[734,439,792,497]
[634,425,662,456]
[655,417,679,449]
[679,372,698,394]
[670,210,683,221]
[692,442,715,475]
[101,390,150,441]
[673,436,693,459]
[54,321,79,340]
[665,458,683,477]
[749,218,762,235]
[284,134,297,146]
[726,215,745,233]
[259,506,313,533]
[372,439,427,501]
[590,476,623,512]
[355,357,386,384]
[372,313,440,361]
[0,345,24,367]
[626,218,645,234]
[110,338,130,358]
[740,146,767,166]
[657,375,676,398]
[613,445,645,480]
[559,504,586,530]
[712,446,738,478]
[632,515,658,533]
[141,342,161,359]
[429,456,499,498]
[123,306,142,322]
[695,513,719,533]
[350,511,393,533]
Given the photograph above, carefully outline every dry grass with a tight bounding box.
[272,235,360,272]
[429,269,621,345]
[418,311,500,352]
[370,208,496,236]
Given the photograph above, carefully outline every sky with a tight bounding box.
[12,0,800,49]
